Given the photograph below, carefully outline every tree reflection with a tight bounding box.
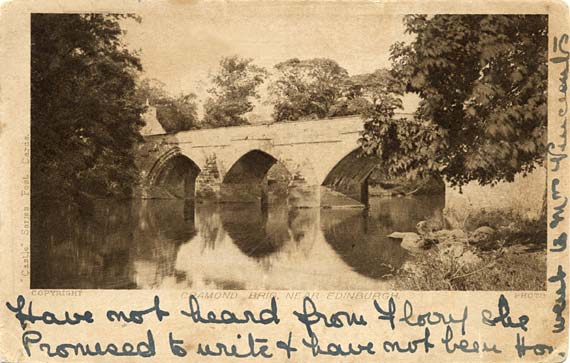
[138,199,197,243]
[31,199,197,289]
[322,209,408,279]
[321,195,445,279]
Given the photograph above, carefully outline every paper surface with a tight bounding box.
[0,0,568,361]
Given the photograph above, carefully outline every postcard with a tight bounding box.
[0,0,568,361]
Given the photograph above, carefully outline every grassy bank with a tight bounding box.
[394,208,547,291]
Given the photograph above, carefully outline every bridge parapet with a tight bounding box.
[155,116,363,146]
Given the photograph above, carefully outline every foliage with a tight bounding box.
[31,14,145,199]
[342,70,413,179]
[462,208,547,245]
[137,78,199,132]
[361,15,548,187]
[368,172,445,196]
[202,56,268,127]
[337,69,406,115]
[269,58,350,121]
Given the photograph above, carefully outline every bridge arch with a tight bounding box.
[147,148,201,200]
[218,148,322,207]
[220,149,291,205]
[223,149,278,184]
[320,148,379,207]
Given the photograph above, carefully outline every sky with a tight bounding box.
[121,2,419,121]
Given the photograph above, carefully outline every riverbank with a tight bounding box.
[392,208,547,290]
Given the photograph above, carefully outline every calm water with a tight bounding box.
[31,195,444,290]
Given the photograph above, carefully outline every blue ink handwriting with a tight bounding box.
[548,265,567,333]
[6,295,93,330]
[180,294,279,325]
[481,294,529,331]
[293,296,367,337]
[107,295,169,324]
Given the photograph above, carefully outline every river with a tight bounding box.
[31,195,444,290]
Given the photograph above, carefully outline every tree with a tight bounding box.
[360,15,548,187]
[331,68,406,117]
[202,56,268,127]
[31,14,145,199]
[137,78,199,132]
[269,58,350,121]
[158,93,199,132]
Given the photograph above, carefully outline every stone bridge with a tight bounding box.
[135,115,382,208]
[136,111,547,215]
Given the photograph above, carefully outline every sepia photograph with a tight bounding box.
[30,5,548,291]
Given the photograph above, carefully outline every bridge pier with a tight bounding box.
[195,156,221,203]
[287,179,320,208]
[320,178,369,208]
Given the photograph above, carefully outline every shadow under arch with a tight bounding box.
[221,149,291,205]
[321,148,379,207]
[148,149,201,200]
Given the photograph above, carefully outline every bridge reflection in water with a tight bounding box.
[31,195,444,290]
